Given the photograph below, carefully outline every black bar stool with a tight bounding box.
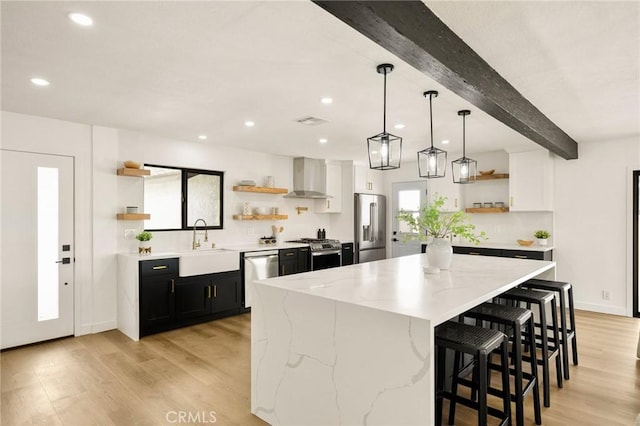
[498,287,563,408]
[520,278,578,379]
[463,302,542,426]
[435,320,511,426]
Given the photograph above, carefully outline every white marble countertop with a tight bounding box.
[117,242,310,261]
[223,242,309,252]
[453,241,555,252]
[254,253,555,325]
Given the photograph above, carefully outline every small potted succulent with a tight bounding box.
[534,230,550,246]
[136,231,153,254]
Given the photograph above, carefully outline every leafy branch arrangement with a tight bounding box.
[397,195,487,244]
[136,231,153,242]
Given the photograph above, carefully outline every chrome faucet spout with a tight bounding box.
[192,218,208,249]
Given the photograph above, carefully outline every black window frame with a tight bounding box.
[144,164,224,232]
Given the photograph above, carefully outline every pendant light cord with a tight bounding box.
[382,71,387,133]
[462,113,466,158]
[429,93,434,148]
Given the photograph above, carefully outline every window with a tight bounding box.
[144,165,224,231]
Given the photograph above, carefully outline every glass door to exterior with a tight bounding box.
[1,150,75,349]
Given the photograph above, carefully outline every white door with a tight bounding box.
[391,181,428,258]
[1,150,74,349]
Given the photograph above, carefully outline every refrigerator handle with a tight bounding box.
[370,202,377,242]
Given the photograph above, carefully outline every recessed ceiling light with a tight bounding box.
[441,139,450,144]
[394,123,405,129]
[319,138,328,144]
[30,78,50,86]
[244,121,255,127]
[321,97,333,104]
[198,135,207,140]
[68,13,93,27]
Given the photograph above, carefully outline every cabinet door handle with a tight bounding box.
[214,285,217,298]
[327,200,330,209]
[510,196,514,207]
[286,252,295,257]
[208,285,212,298]
[515,255,528,259]
[469,252,481,256]
[170,279,175,293]
[455,198,458,208]
[153,265,168,270]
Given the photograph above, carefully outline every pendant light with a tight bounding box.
[451,110,477,184]
[417,90,447,178]
[368,63,402,170]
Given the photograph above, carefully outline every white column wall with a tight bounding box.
[554,137,639,315]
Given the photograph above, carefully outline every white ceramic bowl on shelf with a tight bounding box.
[254,207,268,215]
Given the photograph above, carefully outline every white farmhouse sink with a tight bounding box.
[178,248,239,277]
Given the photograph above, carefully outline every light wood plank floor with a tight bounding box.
[1,310,639,425]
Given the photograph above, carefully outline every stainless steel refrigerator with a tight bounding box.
[354,193,386,263]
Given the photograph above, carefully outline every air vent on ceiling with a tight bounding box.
[295,116,328,126]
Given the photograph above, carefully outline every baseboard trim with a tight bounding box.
[91,320,117,334]
[574,301,628,317]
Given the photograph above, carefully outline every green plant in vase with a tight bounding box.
[534,230,550,246]
[397,195,486,269]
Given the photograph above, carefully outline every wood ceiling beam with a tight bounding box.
[312,0,579,160]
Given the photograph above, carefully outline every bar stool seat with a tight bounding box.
[520,278,578,380]
[498,287,563,408]
[464,302,542,426]
[435,320,511,426]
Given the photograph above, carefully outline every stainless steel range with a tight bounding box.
[286,238,342,270]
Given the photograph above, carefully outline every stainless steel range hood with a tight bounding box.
[283,157,332,199]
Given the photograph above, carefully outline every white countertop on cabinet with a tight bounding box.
[253,253,555,325]
[453,241,555,252]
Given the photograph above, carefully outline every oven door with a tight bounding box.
[311,250,342,271]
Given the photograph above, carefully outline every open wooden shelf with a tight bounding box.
[474,173,509,181]
[232,186,288,194]
[465,207,509,214]
[117,168,150,177]
[232,214,288,221]
[116,213,151,220]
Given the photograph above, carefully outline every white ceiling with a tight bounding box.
[2,1,638,163]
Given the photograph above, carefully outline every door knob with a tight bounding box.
[55,257,71,264]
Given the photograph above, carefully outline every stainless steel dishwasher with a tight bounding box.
[243,250,279,308]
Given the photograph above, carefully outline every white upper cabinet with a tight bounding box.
[354,164,383,194]
[509,149,554,211]
[428,176,462,211]
[315,161,343,213]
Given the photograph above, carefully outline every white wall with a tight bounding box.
[554,137,639,315]
[115,130,334,254]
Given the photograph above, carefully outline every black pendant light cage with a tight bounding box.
[368,63,402,170]
[417,90,447,178]
[452,110,477,184]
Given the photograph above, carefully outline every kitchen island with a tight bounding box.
[250,253,555,425]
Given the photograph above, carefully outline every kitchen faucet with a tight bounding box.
[192,218,208,250]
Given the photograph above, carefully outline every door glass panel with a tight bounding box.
[398,189,420,234]
[37,167,59,321]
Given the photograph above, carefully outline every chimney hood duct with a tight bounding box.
[283,157,332,199]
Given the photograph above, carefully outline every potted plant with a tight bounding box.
[397,195,486,269]
[136,231,153,254]
[534,230,550,246]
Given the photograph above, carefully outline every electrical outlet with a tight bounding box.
[124,229,136,239]
[602,290,612,301]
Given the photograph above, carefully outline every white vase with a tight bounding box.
[138,241,152,255]
[537,238,548,246]
[426,237,453,270]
